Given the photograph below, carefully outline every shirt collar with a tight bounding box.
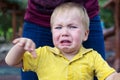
[49,46,93,57]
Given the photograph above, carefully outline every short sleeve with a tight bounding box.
[93,51,116,80]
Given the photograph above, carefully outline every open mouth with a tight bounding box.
[60,40,71,46]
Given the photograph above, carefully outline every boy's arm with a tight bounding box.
[106,72,120,80]
[5,38,36,67]
[5,44,25,67]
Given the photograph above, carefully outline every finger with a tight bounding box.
[30,43,37,58]
[24,39,33,50]
[24,39,37,58]
[30,43,36,51]
[12,38,20,44]
[24,41,37,58]
[17,38,27,47]
[30,50,37,58]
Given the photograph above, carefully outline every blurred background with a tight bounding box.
[0,0,120,80]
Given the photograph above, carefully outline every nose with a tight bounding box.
[61,28,69,36]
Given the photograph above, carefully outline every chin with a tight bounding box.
[62,47,71,51]
[58,45,72,50]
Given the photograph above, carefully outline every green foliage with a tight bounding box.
[0,12,12,41]
[99,0,114,28]
[0,0,27,42]
[100,8,114,28]
[6,28,13,41]
[0,29,4,36]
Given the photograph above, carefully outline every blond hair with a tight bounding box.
[50,2,89,30]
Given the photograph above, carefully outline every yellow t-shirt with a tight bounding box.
[23,46,115,80]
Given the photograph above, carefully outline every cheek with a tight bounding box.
[74,35,81,42]
[72,31,83,42]
[52,29,60,39]
[52,31,58,38]
[52,33,59,43]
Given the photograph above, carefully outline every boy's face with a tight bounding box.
[51,10,89,54]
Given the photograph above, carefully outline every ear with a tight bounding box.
[83,30,89,41]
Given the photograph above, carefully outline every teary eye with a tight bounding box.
[69,26,77,29]
[54,26,62,29]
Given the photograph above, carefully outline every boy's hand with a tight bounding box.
[106,72,120,80]
[13,38,37,58]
